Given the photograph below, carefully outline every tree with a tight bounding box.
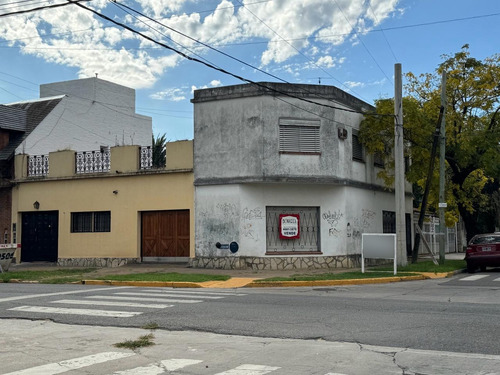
[152,133,167,168]
[360,45,500,242]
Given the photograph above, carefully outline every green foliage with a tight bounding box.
[0,269,96,283]
[360,45,500,237]
[96,272,230,282]
[152,133,167,168]
[114,334,155,350]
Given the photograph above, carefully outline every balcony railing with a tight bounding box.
[76,147,111,174]
[140,146,153,169]
[28,155,49,177]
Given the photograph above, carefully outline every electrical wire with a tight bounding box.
[67,0,385,117]
[333,0,393,84]
[0,0,88,17]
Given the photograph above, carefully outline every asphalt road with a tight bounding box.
[1,273,499,357]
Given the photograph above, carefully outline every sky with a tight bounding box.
[0,0,499,141]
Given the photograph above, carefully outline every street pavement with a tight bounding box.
[1,319,499,375]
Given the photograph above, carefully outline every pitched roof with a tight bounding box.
[0,96,63,161]
[0,105,26,132]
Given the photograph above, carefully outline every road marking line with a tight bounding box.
[112,359,203,374]
[493,278,500,282]
[214,364,281,375]
[116,292,224,299]
[0,286,132,303]
[161,359,204,371]
[3,352,134,375]
[460,275,490,281]
[324,373,348,375]
[9,306,142,318]
[87,295,203,304]
[52,299,173,309]
[143,289,247,296]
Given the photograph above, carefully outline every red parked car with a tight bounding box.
[465,233,500,273]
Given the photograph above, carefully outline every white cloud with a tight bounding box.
[191,79,224,93]
[344,81,365,89]
[150,88,186,101]
[0,0,401,89]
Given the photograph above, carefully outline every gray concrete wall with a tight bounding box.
[193,82,383,187]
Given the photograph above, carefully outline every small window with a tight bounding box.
[279,118,320,154]
[374,152,385,168]
[71,211,110,233]
[352,131,364,162]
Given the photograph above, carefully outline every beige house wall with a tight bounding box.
[11,141,194,263]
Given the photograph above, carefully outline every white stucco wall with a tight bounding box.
[195,183,413,258]
[16,79,152,155]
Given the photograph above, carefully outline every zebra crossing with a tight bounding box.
[2,351,350,375]
[6,288,246,319]
[459,274,500,282]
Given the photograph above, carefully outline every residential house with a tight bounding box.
[191,82,413,270]
[12,141,194,265]
[0,77,152,249]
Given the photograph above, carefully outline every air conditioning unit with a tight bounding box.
[338,128,348,140]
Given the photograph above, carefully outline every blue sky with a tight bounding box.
[0,0,498,141]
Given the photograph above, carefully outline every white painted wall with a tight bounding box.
[195,183,413,258]
[16,78,151,156]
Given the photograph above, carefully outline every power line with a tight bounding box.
[68,0,383,116]
[110,0,288,84]
[0,0,88,17]
[234,0,366,100]
[333,0,393,84]
[367,2,398,62]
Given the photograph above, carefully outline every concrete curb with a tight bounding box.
[82,280,203,288]
[245,275,427,288]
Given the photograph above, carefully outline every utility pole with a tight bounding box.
[438,71,447,264]
[394,63,407,266]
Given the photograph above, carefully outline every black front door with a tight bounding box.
[21,211,59,262]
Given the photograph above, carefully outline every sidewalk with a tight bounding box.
[8,252,465,289]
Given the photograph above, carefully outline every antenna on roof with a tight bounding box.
[95,73,98,78]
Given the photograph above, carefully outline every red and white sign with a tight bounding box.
[279,214,300,239]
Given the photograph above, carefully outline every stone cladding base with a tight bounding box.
[57,258,139,267]
[189,255,364,270]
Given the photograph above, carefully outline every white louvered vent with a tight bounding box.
[279,118,320,154]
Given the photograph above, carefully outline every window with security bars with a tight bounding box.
[71,211,111,233]
[279,118,320,154]
[352,131,364,162]
[266,206,320,253]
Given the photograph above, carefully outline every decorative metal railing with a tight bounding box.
[76,147,111,174]
[28,155,49,177]
[140,146,153,169]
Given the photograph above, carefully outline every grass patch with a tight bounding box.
[0,269,96,283]
[114,334,155,350]
[257,271,417,282]
[374,259,466,273]
[97,272,230,283]
[141,322,159,330]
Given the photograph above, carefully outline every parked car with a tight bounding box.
[465,233,500,273]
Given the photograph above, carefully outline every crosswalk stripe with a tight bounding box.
[3,352,134,375]
[493,278,500,282]
[143,289,247,296]
[86,295,203,304]
[213,364,280,375]
[52,299,173,309]
[9,306,142,318]
[113,359,203,374]
[460,275,490,281]
[115,292,224,299]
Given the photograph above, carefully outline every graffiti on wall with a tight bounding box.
[347,209,376,239]
[322,210,343,237]
[242,207,264,221]
[241,207,263,241]
[216,202,238,217]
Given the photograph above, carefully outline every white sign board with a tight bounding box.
[0,244,17,272]
[361,234,397,275]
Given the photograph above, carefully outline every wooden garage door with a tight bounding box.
[142,210,190,260]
